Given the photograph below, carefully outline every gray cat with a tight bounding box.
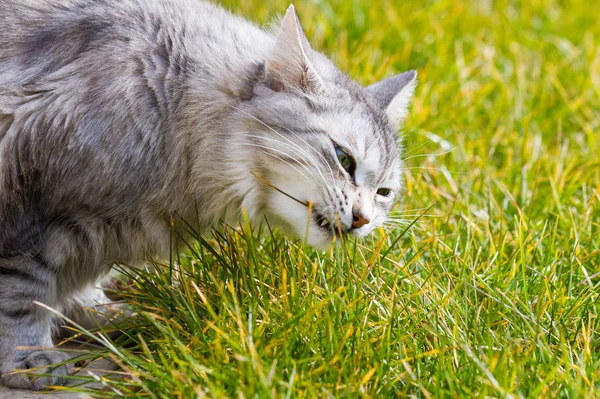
[0,0,416,390]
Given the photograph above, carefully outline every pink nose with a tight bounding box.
[352,213,370,229]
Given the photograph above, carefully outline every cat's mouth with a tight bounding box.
[313,211,345,236]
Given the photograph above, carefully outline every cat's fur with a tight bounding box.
[0,0,416,389]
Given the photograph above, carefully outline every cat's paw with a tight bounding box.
[0,350,72,390]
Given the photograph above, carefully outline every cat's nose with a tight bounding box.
[352,212,370,229]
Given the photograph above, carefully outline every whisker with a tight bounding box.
[236,141,327,198]
[401,140,434,158]
[386,214,442,219]
[211,131,322,180]
[281,125,336,179]
[403,166,467,175]
[251,172,310,208]
[230,106,333,186]
[218,131,321,170]
[212,130,328,193]
[402,147,455,162]
[389,206,435,213]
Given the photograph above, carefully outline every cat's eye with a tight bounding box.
[377,188,392,197]
[334,144,356,177]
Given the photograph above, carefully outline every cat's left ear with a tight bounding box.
[367,70,417,128]
[264,5,325,94]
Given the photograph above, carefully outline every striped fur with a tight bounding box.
[0,0,416,389]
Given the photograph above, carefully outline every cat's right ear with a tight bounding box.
[264,5,325,94]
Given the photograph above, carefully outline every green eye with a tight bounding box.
[334,144,356,177]
[377,188,392,197]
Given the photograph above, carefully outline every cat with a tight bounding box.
[0,0,416,390]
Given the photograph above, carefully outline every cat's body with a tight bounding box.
[0,0,416,389]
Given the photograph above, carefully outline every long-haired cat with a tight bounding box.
[0,0,416,389]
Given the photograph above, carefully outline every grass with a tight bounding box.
[56,0,599,397]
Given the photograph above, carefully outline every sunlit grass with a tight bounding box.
[58,0,599,397]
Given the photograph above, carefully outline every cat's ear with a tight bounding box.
[367,70,417,128]
[264,5,325,94]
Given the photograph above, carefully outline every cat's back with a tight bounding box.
[0,0,273,141]
[0,0,272,86]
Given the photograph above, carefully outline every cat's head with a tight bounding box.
[232,5,416,249]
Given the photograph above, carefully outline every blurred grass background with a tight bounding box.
[60,0,599,397]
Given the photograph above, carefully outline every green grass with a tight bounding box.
[59,0,599,397]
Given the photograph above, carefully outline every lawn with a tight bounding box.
[60,0,600,397]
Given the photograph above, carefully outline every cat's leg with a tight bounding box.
[59,281,129,337]
[0,255,71,390]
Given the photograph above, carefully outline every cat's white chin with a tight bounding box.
[305,223,337,250]
[263,209,336,251]
[261,199,334,251]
